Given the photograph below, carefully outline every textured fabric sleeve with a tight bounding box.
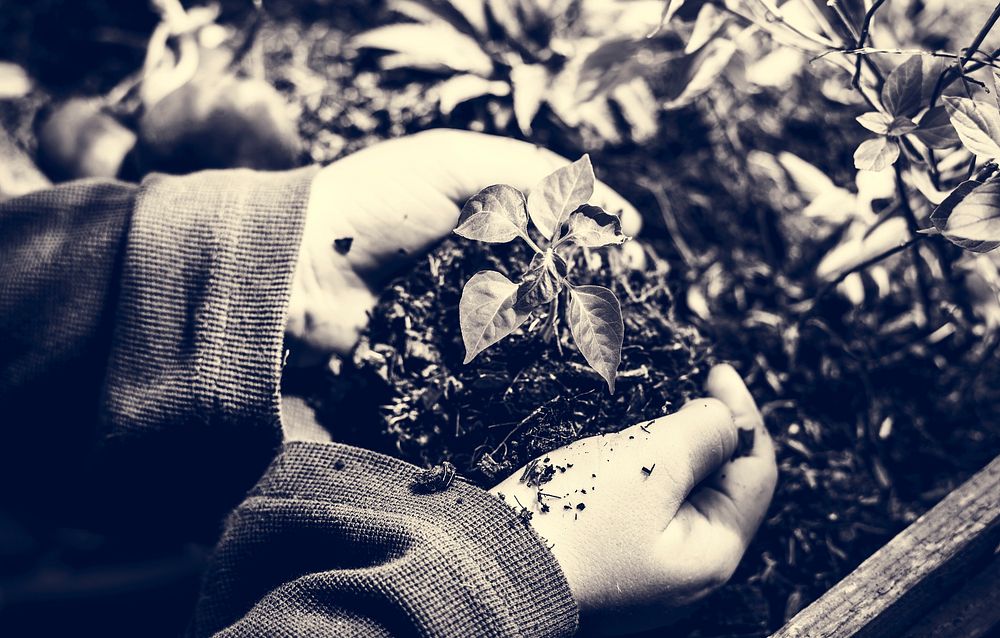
[0,179,136,517]
[93,167,317,537]
[191,441,579,638]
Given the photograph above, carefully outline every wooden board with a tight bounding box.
[771,453,1000,638]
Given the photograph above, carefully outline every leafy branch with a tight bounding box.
[455,156,630,392]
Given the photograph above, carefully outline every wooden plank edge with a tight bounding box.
[770,453,1000,638]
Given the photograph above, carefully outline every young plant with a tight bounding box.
[455,155,630,392]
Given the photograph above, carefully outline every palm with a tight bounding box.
[287,130,640,358]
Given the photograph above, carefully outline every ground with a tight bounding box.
[2,1,1000,636]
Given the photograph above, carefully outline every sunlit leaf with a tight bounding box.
[653,0,686,34]
[777,151,837,199]
[854,136,900,171]
[567,285,624,392]
[929,179,1000,252]
[940,177,1000,245]
[856,112,891,135]
[516,250,568,310]
[942,96,1000,160]
[353,23,493,76]
[562,205,629,247]
[437,74,510,115]
[510,63,549,135]
[912,105,960,149]
[881,55,943,117]
[663,39,737,109]
[443,0,490,35]
[686,3,727,54]
[527,155,595,240]
[455,184,530,243]
[460,270,530,363]
[886,116,917,136]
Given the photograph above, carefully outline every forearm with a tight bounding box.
[191,442,578,638]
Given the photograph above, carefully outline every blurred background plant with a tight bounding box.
[3,0,1000,636]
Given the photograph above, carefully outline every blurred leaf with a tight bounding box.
[745,47,806,89]
[437,74,510,115]
[656,0,686,33]
[881,55,943,117]
[567,285,624,392]
[939,177,1000,246]
[441,0,490,35]
[857,112,891,135]
[0,62,31,99]
[516,249,568,310]
[511,63,549,135]
[527,154,595,239]
[929,179,1000,252]
[460,270,529,363]
[942,96,1000,160]
[912,105,960,149]
[354,23,493,75]
[612,77,660,143]
[573,37,649,104]
[562,205,629,247]
[854,137,900,171]
[455,184,530,243]
[686,4,727,54]
[663,39,736,109]
[816,217,910,281]
[777,152,837,199]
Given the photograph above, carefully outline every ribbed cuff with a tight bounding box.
[253,441,580,637]
[96,166,318,535]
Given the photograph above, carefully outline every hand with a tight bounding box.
[285,129,640,362]
[491,364,777,635]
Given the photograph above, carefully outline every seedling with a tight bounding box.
[454,155,630,392]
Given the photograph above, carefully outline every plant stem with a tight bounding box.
[827,0,885,89]
[522,234,543,254]
[963,1,1000,65]
[893,163,936,319]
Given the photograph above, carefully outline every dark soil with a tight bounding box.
[288,235,714,485]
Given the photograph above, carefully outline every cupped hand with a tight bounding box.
[285,129,641,361]
[491,364,777,635]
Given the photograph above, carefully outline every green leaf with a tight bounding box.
[567,285,624,393]
[562,205,629,247]
[939,177,1000,246]
[527,155,595,240]
[510,63,549,135]
[942,96,1000,160]
[881,55,942,117]
[854,136,900,171]
[455,184,530,243]
[353,23,493,76]
[856,112,891,135]
[460,270,530,363]
[515,250,568,311]
[912,105,960,149]
[930,179,999,252]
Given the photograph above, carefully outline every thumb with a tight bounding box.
[410,129,643,236]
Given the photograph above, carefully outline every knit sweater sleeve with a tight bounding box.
[0,169,578,636]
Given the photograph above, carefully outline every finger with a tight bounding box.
[626,398,738,498]
[416,129,642,236]
[681,364,777,544]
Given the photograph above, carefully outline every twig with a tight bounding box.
[817,47,1000,70]
[806,235,926,313]
[827,0,885,89]
[853,0,887,88]
[963,1,1000,66]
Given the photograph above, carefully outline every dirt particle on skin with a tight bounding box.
[576,503,586,511]
[334,237,353,254]
[641,464,656,476]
